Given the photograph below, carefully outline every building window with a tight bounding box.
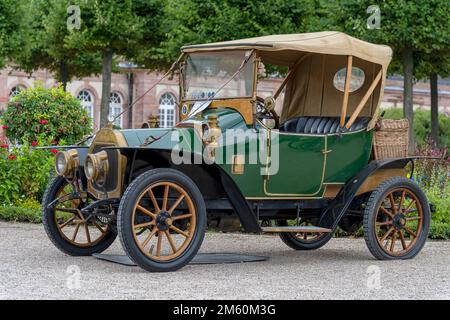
[77,90,94,121]
[109,92,123,127]
[159,92,176,128]
[9,85,26,99]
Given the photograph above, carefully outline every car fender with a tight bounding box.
[317,156,438,230]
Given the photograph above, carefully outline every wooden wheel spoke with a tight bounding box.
[164,231,177,254]
[399,230,407,250]
[141,228,157,248]
[171,213,193,221]
[148,188,160,212]
[134,221,154,229]
[388,193,397,214]
[398,190,406,212]
[168,195,185,214]
[71,223,81,242]
[406,216,421,222]
[170,225,189,238]
[84,223,91,244]
[136,204,156,219]
[156,231,163,257]
[376,220,392,227]
[380,227,394,243]
[93,220,106,234]
[59,216,76,229]
[162,185,170,211]
[404,199,416,214]
[404,226,417,238]
[379,207,394,219]
[390,232,397,252]
[55,207,79,214]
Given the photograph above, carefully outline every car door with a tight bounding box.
[263,129,328,197]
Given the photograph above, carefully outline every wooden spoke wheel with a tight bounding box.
[118,169,206,272]
[364,177,430,260]
[132,182,196,261]
[42,176,116,256]
[277,218,333,250]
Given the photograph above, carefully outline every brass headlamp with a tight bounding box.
[55,149,79,180]
[84,150,109,185]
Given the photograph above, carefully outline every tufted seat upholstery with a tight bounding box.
[279,116,370,134]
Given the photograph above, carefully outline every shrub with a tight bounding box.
[0,140,54,204]
[1,84,92,145]
[0,205,41,223]
[382,108,450,149]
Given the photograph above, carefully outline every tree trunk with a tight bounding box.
[100,50,113,128]
[127,72,134,129]
[59,61,68,91]
[402,47,414,154]
[430,72,439,146]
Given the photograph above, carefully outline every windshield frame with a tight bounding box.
[180,50,258,103]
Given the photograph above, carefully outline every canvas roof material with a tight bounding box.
[181,31,392,70]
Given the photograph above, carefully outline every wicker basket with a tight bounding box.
[373,119,409,160]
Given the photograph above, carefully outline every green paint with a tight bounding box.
[118,108,373,199]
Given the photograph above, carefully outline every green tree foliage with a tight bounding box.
[159,0,333,63]
[13,0,102,91]
[65,0,165,127]
[335,0,450,151]
[0,0,25,68]
[1,85,92,144]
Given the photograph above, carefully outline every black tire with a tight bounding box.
[363,177,430,260]
[117,168,206,272]
[277,219,333,250]
[42,176,117,256]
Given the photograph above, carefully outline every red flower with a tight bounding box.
[0,144,9,149]
[51,140,58,145]
[50,149,58,154]
[39,120,49,125]
[2,125,9,130]
[8,154,17,160]
[31,142,39,147]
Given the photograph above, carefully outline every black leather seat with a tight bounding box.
[279,116,370,134]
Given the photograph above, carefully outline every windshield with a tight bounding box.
[183,51,255,101]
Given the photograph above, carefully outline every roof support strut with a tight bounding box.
[340,56,353,127]
[346,69,382,129]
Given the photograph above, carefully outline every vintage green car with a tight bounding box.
[42,32,431,272]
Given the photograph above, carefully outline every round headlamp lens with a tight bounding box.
[85,157,95,180]
[55,152,67,176]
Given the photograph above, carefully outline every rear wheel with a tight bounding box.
[117,169,206,272]
[277,218,333,250]
[363,177,430,260]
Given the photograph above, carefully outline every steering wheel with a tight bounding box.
[256,96,280,128]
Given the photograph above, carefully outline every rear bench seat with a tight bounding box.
[279,116,370,134]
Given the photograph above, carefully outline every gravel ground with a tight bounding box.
[1,221,449,300]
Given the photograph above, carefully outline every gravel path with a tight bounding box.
[1,221,449,300]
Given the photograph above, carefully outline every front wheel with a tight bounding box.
[42,176,117,256]
[363,177,430,260]
[117,169,206,272]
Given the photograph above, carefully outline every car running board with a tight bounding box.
[261,226,332,233]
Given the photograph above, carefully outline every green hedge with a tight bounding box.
[0,205,41,223]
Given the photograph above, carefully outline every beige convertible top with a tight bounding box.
[182,31,392,70]
[183,32,393,129]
